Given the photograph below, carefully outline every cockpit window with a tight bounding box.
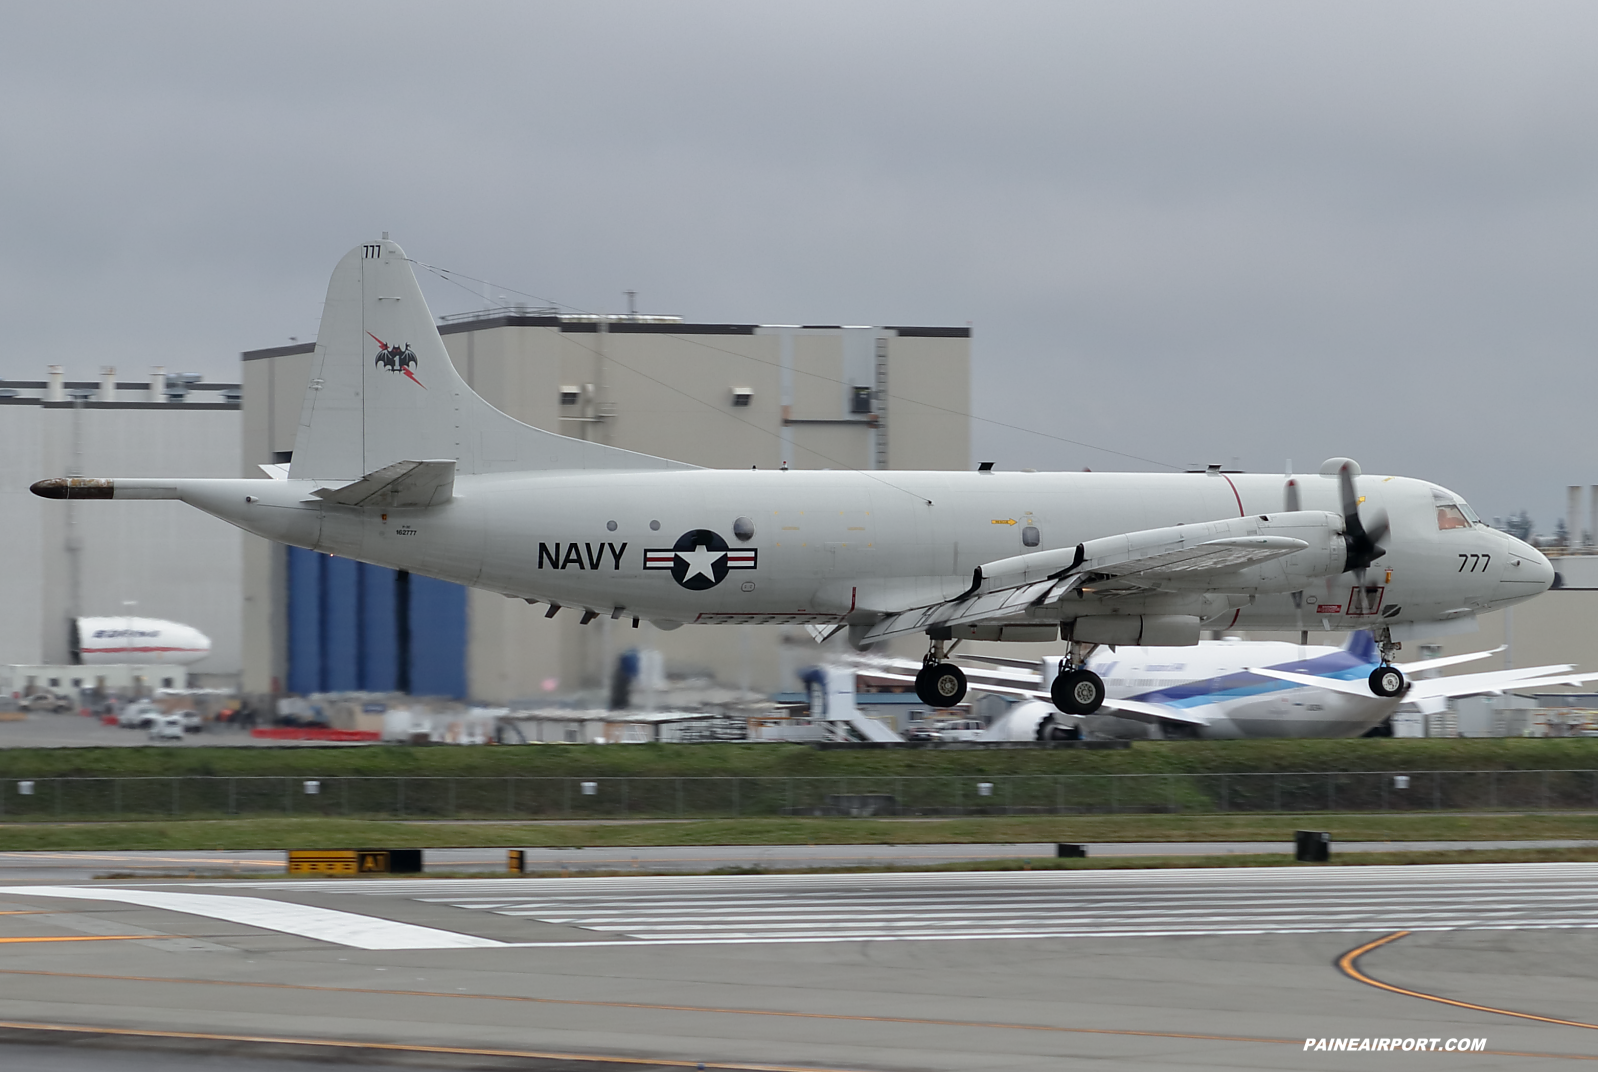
[1431,486,1479,529]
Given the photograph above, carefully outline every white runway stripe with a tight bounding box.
[194,862,1598,947]
[0,886,507,950]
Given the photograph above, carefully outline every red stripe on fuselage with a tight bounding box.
[1220,473,1244,516]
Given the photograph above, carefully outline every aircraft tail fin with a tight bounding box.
[1344,629,1378,663]
[290,240,696,481]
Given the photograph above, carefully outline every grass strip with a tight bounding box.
[8,737,1598,779]
[5,812,1598,851]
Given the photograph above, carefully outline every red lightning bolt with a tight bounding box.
[368,332,425,389]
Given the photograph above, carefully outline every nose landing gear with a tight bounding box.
[1369,629,1407,698]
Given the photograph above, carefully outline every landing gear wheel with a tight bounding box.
[915,663,967,708]
[1052,669,1106,715]
[1369,665,1405,698]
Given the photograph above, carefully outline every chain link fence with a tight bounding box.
[1,769,1597,820]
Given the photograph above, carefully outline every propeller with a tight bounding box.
[1285,462,1305,644]
[1337,460,1389,615]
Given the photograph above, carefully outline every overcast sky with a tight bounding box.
[4,2,1595,534]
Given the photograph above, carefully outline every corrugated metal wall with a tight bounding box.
[286,548,465,698]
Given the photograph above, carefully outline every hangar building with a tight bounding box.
[240,311,972,703]
[0,367,242,684]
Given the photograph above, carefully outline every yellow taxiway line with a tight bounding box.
[0,1018,864,1072]
[1338,930,1598,1032]
[0,935,175,944]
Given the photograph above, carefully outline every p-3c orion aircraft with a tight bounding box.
[32,240,1557,716]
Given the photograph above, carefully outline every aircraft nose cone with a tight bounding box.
[1501,535,1555,598]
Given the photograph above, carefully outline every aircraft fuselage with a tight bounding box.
[164,465,1544,634]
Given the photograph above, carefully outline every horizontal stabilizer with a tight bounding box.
[312,459,456,508]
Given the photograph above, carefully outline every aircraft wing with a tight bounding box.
[1396,646,1505,674]
[853,663,1209,726]
[855,575,1087,644]
[1249,663,1598,702]
[311,459,456,508]
[1097,696,1210,726]
[1405,666,1598,701]
[1245,667,1383,697]
[857,512,1339,644]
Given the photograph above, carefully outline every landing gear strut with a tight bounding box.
[1050,641,1105,715]
[1368,628,1406,698]
[915,635,967,708]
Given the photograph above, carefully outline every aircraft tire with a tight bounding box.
[915,663,967,708]
[1052,669,1105,715]
[1368,666,1405,697]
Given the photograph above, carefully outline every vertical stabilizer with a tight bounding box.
[1343,630,1377,663]
[290,240,696,480]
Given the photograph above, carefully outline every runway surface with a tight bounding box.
[5,839,1595,882]
[2,864,1598,1069]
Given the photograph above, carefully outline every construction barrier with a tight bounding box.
[285,848,423,874]
[252,727,381,742]
[286,850,358,875]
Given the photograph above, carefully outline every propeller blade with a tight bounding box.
[1337,459,1386,573]
[1337,461,1360,523]
[1364,508,1390,547]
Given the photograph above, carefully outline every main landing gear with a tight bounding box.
[1051,642,1105,715]
[915,636,967,708]
[1368,630,1406,698]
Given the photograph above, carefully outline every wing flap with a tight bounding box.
[859,576,1080,643]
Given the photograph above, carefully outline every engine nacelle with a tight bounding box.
[1071,614,1201,647]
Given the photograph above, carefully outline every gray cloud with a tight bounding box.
[3,1,1596,531]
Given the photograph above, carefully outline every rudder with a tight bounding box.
[290,240,695,480]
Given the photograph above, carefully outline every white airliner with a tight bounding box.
[861,632,1597,740]
[74,616,212,665]
[31,240,1556,717]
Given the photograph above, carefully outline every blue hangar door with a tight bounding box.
[285,547,467,698]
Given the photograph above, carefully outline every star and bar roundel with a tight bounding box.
[644,529,757,590]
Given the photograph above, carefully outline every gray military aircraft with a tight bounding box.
[33,240,1555,716]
